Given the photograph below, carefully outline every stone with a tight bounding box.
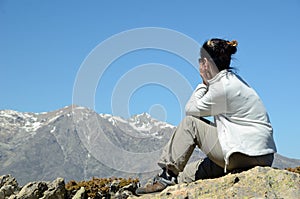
[11,178,66,199]
[132,166,300,199]
[0,175,19,199]
[71,187,86,199]
[2,166,300,199]
[41,178,66,199]
[115,183,138,198]
[13,181,48,199]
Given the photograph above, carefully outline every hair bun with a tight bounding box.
[227,40,238,47]
[227,40,238,55]
[201,38,237,71]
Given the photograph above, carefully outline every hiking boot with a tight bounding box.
[135,173,177,195]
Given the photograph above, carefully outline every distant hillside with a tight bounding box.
[272,153,300,169]
[0,106,299,185]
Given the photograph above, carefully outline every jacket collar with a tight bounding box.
[207,69,228,85]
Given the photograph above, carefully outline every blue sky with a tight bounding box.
[1,0,300,159]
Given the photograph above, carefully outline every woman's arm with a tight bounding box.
[185,83,207,116]
[185,76,228,117]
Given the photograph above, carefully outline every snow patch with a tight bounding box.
[99,113,112,119]
[74,106,86,110]
[50,126,56,133]
[31,122,42,131]
[0,110,44,132]
[153,121,175,129]
[48,115,60,123]
[99,114,127,125]
[108,117,116,125]
[23,121,42,132]
[36,112,47,115]
[129,122,152,132]
[112,116,127,123]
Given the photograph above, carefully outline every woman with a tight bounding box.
[136,38,277,194]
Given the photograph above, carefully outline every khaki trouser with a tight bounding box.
[158,116,274,183]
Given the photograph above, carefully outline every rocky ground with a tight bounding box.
[1,166,299,199]
[133,166,300,199]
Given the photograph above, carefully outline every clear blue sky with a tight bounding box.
[1,0,299,159]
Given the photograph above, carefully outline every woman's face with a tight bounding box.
[198,57,208,84]
[198,57,206,74]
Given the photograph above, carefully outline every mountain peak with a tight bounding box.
[131,112,151,119]
[129,112,152,124]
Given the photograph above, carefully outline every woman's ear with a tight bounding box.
[203,57,209,70]
[203,57,208,63]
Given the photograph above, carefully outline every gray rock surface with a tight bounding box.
[41,178,66,199]
[133,166,300,199]
[0,175,19,199]
[3,177,66,199]
[71,187,86,199]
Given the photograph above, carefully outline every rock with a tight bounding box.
[72,187,86,199]
[0,175,19,199]
[1,166,299,198]
[41,178,66,199]
[110,180,120,193]
[115,183,139,198]
[12,181,48,199]
[109,179,140,198]
[132,166,300,199]
[10,178,66,199]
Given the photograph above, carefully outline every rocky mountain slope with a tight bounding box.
[0,106,299,186]
[0,105,177,185]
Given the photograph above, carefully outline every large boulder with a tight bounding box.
[0,175,19,199]
[7,178,65,199]
[133,166,300,199]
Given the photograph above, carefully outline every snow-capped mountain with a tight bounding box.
[0,106,299,185]
[99,112,174,140]
[0,105,177,185]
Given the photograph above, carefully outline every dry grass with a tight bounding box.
[285,166,300,175]
[65,177,139,198]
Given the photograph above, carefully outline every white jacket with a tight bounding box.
[185,70,277,170]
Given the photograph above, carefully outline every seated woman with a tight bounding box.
[136,38,277,194]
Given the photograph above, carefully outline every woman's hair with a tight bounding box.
[200,38,238,71]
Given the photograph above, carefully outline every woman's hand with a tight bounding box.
[200,70,209,85]
[199,58,210,85]
[199,57,219,85]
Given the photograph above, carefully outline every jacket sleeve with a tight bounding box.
[185,82,227,117]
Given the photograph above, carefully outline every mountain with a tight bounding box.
[272,153,300,169]
[0,106,299,185]
[0,105,177,185]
